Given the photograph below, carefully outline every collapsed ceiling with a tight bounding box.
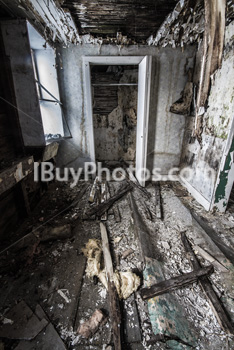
[0,0,233,46]
[61,0,178,43]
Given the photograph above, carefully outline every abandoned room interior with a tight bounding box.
[0,0,234,349]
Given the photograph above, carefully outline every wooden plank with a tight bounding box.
[0,184,88,256]
[93,83,138,86]
[128,192,159,262]
[193,245,229,272]
[155,182,162,219]
[190,210,234,265]
[181,232,233,334]
[194,0,226,137]
[20,179,31,216]
[42,142,59,161]
[89,176,99,203]
[83,182,132,219]
[140,265,214,300]
[101,181,107,221]
[100,222,122,350]
[108,183,121,223]
[0,156,34,196]
[122,294,142,343]
[125,168,151,199]
[143,257,196,346]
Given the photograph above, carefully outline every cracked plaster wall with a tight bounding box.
[55,44,195,172]
[180,21,234,207]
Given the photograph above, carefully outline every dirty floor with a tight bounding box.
[0,180,234,350]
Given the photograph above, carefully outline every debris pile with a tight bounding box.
[82,238,140,299]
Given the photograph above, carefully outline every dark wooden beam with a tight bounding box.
[100,223,122,350]
[0,156,34,196]
[83,182,132,219]
[181,232,233,334]
[140,265,214,300]
[194,0,226,136]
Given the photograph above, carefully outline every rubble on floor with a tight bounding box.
[0,179,234,349]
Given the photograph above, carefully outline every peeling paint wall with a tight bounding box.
[0,0,81,45]
[180,21,234,210]
[55,44,195,171]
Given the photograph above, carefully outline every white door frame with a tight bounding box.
[83,55,152,186]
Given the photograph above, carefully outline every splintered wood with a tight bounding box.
[181,232,233,334]
[89,176,99,203]
[125,168,151,199]
[108,183,121,223]
[140,265,214,300]
[84,182,132,219]
[100,222,122,350]
[100,182,107,221]
[155,182,162,219]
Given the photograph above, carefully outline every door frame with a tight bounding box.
[83,55,152,186]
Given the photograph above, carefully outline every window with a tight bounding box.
[28,22,71,142]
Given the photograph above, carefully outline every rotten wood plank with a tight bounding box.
[100,181,107,221]
[89,176,99,203]
[83,182,132,219]
[128,192,160,262]
[122,294,142,343]
[140,265,214,300]
[193,245,229,273]
[108,183,121,223]
[42,142,59,162]
[155,182,162,219]
[194,0,226,137]
[190,210,234,265]
[100,222,122,350]
[181,232,233,334]
[125,168,151,199]
[0,184,89,256]
[0,156,34,196]
[20,179,31,216]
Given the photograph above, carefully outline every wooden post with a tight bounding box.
[194,0,226,137]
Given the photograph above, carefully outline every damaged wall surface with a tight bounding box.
[180,21,234,210]
[93,67,138,162]
[0,0,80,45]
[55,44,195,173]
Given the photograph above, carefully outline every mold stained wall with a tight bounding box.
[93,69,138,163]
[180,21,234,210]
[55,44,196,171]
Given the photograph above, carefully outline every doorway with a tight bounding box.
[83,56,152,186]
[91,64,138,165]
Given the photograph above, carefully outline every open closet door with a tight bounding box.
[135,55,152,186]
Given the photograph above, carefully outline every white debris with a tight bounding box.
[58,289,71,303]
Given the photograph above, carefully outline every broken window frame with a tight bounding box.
[31,48,72,141]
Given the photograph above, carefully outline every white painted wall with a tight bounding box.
[180,21,234,211]
[55,44,195,171]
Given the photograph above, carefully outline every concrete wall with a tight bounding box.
[56,44,195,171]
[180,21,234,210]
